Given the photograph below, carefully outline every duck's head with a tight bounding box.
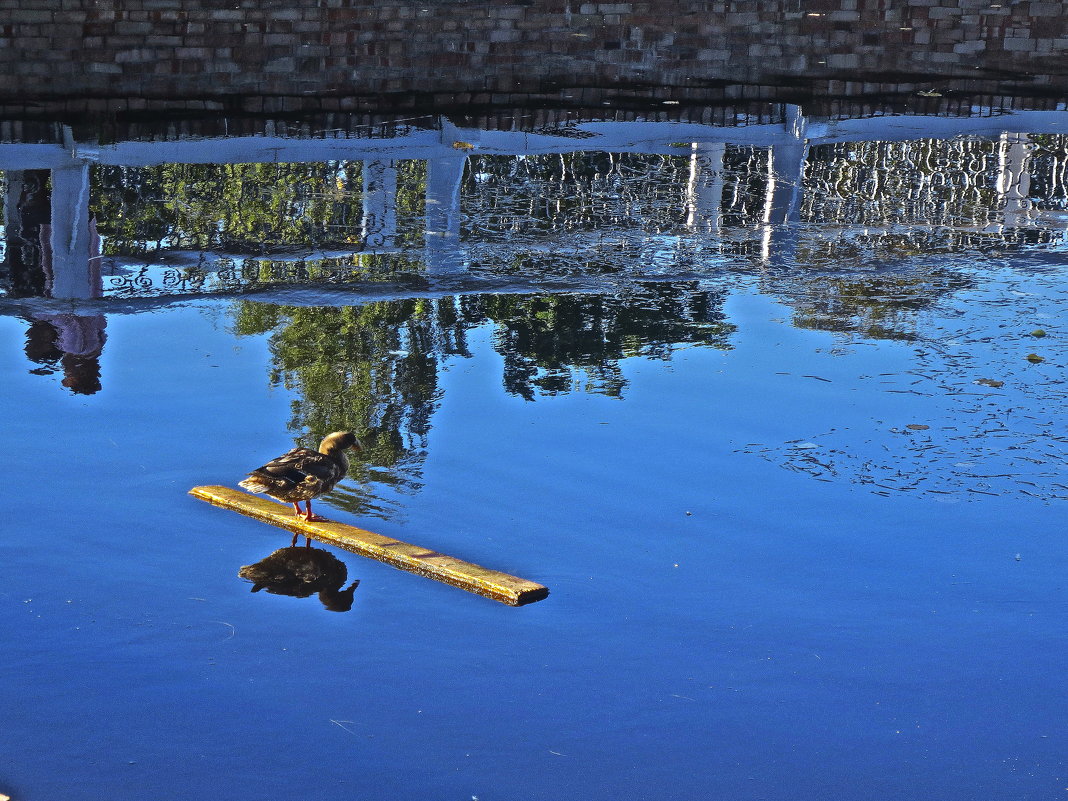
[319,431,362,454]
[320,579,360,612]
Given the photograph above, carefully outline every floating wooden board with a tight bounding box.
[189,485,549,606]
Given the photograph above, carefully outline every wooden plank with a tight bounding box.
[189,485,549,606]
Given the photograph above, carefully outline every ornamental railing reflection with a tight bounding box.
[2,107,1068,304]
[2,108,1067,399]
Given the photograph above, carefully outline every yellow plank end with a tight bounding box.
[190,485,549,606]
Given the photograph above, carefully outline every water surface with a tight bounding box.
[1,115,1067,800]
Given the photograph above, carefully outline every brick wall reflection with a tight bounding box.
[0,0,1065,115]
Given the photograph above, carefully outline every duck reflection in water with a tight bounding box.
[238,546,360,612]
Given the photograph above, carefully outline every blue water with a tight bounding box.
[2,259,1066,799]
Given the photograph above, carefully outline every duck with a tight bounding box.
[239,431,361,522]
[239,546,360,612]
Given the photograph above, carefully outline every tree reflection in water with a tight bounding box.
[234,298,450,519]
[234,281,735,515]
[464,282,735,400]
[767,267,977,342]
[9,135,1062,499]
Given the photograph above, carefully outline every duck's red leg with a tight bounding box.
[290,531,299,547]
[292,502,304,518]
[303,499,327,523]
[298,501,317,544]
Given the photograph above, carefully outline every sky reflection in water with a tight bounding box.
[1,120,1067,800]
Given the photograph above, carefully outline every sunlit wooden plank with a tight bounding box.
[190,485,549,606]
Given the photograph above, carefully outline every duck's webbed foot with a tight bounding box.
[302,500,327,523]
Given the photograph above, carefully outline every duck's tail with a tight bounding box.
[239,475,276,493]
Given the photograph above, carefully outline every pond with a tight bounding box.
[2,109,1067,800]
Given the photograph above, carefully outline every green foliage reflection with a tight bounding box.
[770,268,977,341]
[468,284,735,400]
[234,283,734,516]
[234,297,451,517]
[91,160,427,256]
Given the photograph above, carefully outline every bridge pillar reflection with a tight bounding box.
[424,154,467,274]
[762,104,807,266]
[3,164,99,300]
[49,162,98,299]
[361,159,397,249]
[2,163,107,393]
[997,132,1033,230]
[686,142,726,236]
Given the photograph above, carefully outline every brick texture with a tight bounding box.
[0,0,1065,115]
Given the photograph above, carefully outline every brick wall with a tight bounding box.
[0,0,1066,115]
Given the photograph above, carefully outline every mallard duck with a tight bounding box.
[239,546,360,612]
[239,431,361,521]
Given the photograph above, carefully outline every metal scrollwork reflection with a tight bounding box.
[106,266,154,295]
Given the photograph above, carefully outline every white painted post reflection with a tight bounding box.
[361,159,397,250]
[762,105,807,266]
[998,132,1033,231]
[3,169,24,258]
[49,163,100,299]
[425,154,467,274]
[686,142,725,236]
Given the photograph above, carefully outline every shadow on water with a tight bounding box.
[238,546,360,613]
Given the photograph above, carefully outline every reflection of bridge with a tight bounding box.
[2,106,1067,299]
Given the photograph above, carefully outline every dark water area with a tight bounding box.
[3,7,1068,799]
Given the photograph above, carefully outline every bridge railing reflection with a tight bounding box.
[2,107,1067,302]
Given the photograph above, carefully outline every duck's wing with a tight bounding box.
[243,447,344,492]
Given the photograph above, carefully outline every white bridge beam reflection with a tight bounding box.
[1,108,1066,299]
